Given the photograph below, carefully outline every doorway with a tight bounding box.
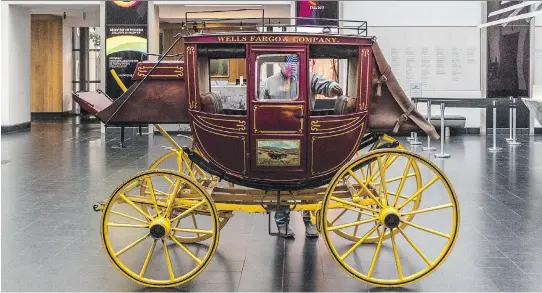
[72,27,102,116]
[30,14,63,117]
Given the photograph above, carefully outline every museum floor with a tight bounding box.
[2,119,542,292]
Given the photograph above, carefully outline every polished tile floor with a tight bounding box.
[2,120,542,292]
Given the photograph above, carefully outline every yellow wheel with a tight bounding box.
[101,169,219,288]
[336,135,421,243]
[143,147,229,243]
[321,149,459,287]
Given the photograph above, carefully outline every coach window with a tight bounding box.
[197,43,247,115]
[308,44,359,114]
[256,54,300,101]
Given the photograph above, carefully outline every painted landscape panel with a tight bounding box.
[256,139,300,166]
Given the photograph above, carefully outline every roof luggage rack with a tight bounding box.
[181,8,368,37]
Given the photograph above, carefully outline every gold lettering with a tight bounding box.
[330,37,337,43]
[250,36,256,42]
[242,36,247,42]
[218,36,226,42]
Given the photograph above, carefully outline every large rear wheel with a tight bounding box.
[321,149,459,287]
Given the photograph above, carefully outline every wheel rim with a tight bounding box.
[101,170,219,287]
[321,149,459,287]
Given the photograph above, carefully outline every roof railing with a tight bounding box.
[182,9,368,36]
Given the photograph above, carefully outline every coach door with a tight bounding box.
[248,45,308,174]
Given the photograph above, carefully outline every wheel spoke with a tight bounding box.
[347,171,383,208]
[400,203,453,216]
[340,205,376,217]
[401,220,450,239]
[372,173,415,186]
[172,228,213,235]
[328,217,378,231]
[340,225,379,260]
[331,196,378,213]
[391,231,404,280]
[108,223,149,228]
[376,156,389,205]
[170,235,203,265]
[391,159,413,207]
[162,239,175,280]
[139,239,157,277]
[397,176,439,210]
[145,177,161,218]
[397,227,432,265]
[352,213,362,237]
[387,191,409,200]
[330,209,348,225]
[165,178,182,217]
[110,210,149,224]
[191,214,201,238]
[120,193,154,221]
[115,233,149,257]
[162,175,174,185]
[367,227,387,278]
[170,201,206,223]
[368,154,399,183]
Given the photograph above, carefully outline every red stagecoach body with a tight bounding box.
[72,31,437,189]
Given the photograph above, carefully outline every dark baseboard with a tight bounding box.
[536,128,542,134]
[1,121,31,134]
[31,112,63,120]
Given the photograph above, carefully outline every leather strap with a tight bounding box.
[392,103,415,133]
[375,69,389,96]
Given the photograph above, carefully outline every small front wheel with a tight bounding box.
[101,169,219,288]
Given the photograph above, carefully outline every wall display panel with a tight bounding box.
[106,1,147,25]
[370,27,481,93]
[105,1,148,99]
[105,26,148,99]
[296,1,338,26]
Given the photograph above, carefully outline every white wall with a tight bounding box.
[532,13,542,127]
[343,1,484,128]
[1,3,31,127]
[344,1,481,27]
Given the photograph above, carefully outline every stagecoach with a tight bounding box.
[73,14,459,289]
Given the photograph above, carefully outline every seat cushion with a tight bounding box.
[200,92,223,114]
[333,96,356,115]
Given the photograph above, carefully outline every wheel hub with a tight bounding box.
[379,207,400,229]
[149,218,171,239]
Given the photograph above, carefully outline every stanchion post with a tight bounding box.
[506,96,513,141]
[435,102,451,158]
[509,97,521,146]
[488,100,502,152]
[410,99,422,145]
[422,100,436,151]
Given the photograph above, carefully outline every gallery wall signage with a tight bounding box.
[105,1,148,99]
[296,1,338,26]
